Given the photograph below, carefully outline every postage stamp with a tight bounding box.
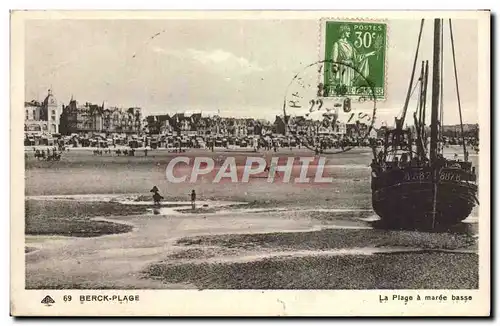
[323,20,387,99]
[10,10,491,317]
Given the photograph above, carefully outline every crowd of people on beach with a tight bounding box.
[32,147,62,161]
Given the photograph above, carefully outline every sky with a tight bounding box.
[25,17,479,126]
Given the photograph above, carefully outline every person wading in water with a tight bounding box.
[150,186,164,205]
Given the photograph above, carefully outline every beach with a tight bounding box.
[24,146,479,289]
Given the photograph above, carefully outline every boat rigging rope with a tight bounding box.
[409,79,421,99]
[439,20,444,153]
[399,19,425,129]
[449,19,468,161]
[409,75,422,120]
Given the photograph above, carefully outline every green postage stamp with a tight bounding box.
[323,20,387,99]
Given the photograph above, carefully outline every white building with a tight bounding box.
[24,89,61,136]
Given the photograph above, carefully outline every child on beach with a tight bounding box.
[191,190,196,210]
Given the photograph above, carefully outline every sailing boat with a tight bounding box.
[370,18,478,227]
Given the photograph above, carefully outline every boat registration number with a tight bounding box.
[439,172,462,182]
[403,171,461,182]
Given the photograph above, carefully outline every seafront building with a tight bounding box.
[143,112,348,138]
[24,90,359,149]
[24,89,61,145]
[24,90,144,146]
[23,91,476,150]
[59,99,143,135]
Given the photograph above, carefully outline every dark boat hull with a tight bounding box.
[372,167,477,226]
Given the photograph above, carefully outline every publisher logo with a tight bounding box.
[41,295,55,307]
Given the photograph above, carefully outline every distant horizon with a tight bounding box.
[26,90,479,130]
[25,90,479,129]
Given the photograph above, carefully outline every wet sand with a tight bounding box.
[26,200,140,237]
[24,196,478,289]
[147,253,478,289]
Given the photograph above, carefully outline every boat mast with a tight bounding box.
[429,18,442,164]
[421,60,429,148]
[414,61,425,158]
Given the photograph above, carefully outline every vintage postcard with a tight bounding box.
[11,10,490,316]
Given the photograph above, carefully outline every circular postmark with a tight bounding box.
[283,60,377,154]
